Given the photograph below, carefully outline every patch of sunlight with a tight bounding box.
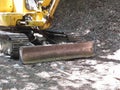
[0,53,4,56]
[17,72,30,78]
[0,65,6,67]
[22,82,39,90]
[0,79,9,83]
[91,62,120,90]
[92,75,120,90]
[49,86,58,90]
[108,65,120,77]
[94,63,111,74]
[22,74,30,78]
[35,71,50,79]
[10,87,17,90]
[58,79,81,88]
[101,49,120,60]
[67,71,81,80]
[6,76,17,82]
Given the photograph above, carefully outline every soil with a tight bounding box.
[0,0,120,90]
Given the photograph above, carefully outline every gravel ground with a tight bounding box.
[1,0,120,90]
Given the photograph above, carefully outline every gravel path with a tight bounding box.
[0,0,120,90]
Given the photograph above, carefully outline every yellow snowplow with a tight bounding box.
[0,0,94,64]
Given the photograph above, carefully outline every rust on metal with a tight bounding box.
[20,41,94,64]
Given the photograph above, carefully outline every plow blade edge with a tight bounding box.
[20,41,94,64]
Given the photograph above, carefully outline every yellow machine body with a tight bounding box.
[0,0,60,30]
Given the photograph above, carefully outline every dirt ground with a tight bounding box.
[1,0,120,90]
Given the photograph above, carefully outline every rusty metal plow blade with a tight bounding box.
[19,41,94,64]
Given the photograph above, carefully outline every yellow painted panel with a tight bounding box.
[0,0,13,12]
[42,0,51,7]
[0,13,23,26]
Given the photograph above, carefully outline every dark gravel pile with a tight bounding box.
[51,0,120,55]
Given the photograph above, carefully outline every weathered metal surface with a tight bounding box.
[20,41,94,64]
[0,31,29,58]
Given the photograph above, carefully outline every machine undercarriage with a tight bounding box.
[0,0,94,64]
[0,27,94,64]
